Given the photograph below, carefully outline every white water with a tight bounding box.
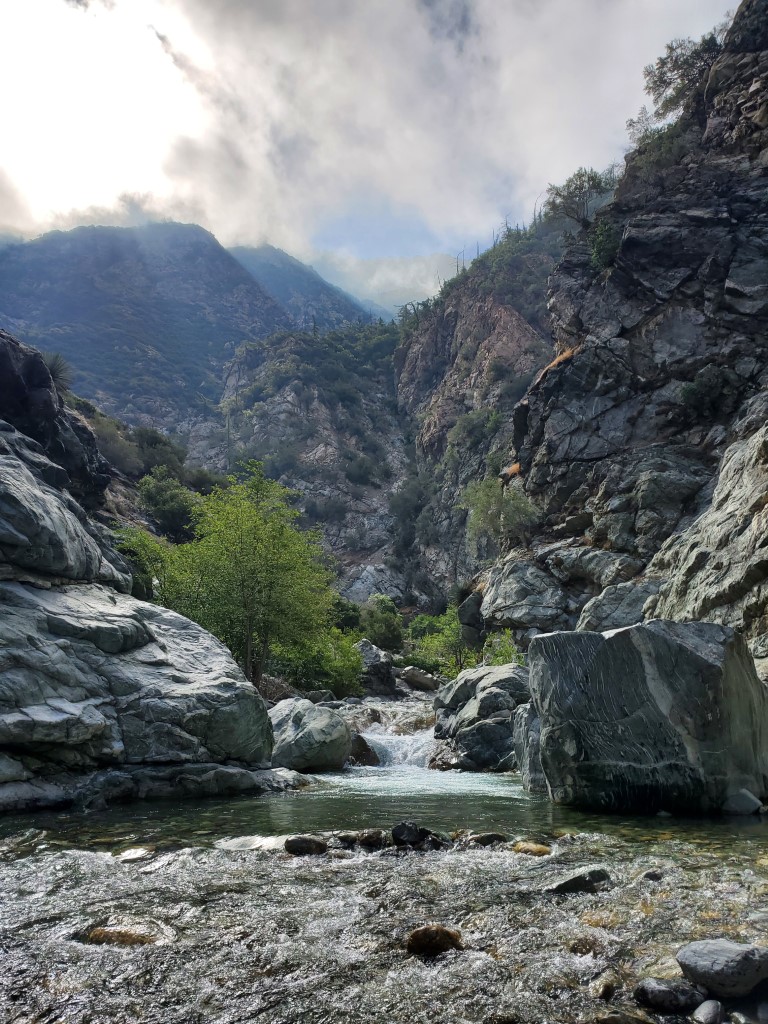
[362,726,435,767]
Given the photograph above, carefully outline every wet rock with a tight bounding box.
[284,835,328,856]
[392,821,450,851]
[334,832,359,849]
[528,620,768,814]
[722,788,764,815]
[513,702,547,793]
[590,972,620,1001]
[594,1010,656,1024]
[358,829,389,850]
[348,733,380,766]
[269,698,352,772]
[405,924,463,957]
[82,926,157,946]
[691,1000,725,1024]
[513,841,551,856]
[643,868,664,881]
[401,666,440,691]
[433,663,530,771]
[546,866,611,894]
[633,977,707,1013]
[468,832,508,847]
[354,639,398,698]
[677,939,768,998]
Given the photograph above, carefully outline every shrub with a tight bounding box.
[138,466,200,541]
[359,594,403,652]
[405,606,476,677]
[482,629,524,666]
[458,477,540,555]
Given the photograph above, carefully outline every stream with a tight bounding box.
[1,701,768,1024]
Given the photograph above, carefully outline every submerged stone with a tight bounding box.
[545,866,611,894]
[405,924,463,957]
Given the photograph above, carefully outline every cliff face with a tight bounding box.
[394,237,556,587]
[479,0,768,671]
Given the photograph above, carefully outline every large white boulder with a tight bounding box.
[269,698,352,771]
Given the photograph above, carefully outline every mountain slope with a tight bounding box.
[0,222,292,426]
[229,244,369,331]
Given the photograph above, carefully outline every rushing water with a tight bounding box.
[2,706,768,1024]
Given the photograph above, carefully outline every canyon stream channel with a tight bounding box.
[1,696,768,1024]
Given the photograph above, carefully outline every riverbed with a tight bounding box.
[1,715,768,1024]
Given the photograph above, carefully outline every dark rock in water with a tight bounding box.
[545,866,611,894]
[432,663,530,772]
[334,832,359,849]
[634,977,707,1013]
[528,620,768,814]
[405,924,463,957]
[358,829,389,850]
[349,733,380,766]
[392,821,451,851]
[691,1000,725,1024]
[284,835,328,856]
[594,1010,656,1024]
[468,832,508,847]
[354,639,398,697]
[677,939,768,998]
[642,869,664,882]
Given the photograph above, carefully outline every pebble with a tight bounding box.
[284,835,328,856]
[405,924,463,958]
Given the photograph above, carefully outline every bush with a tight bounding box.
[482,629,524,667]
[138,466,200,541]
[359,594,403,652]
[589,220,623,270]
[269,628,363,697]
[405,606,476,678]
[459,477,540,555]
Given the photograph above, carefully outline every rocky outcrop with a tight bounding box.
[528,619,768,814]
[512,702,546,793]
[0,328,300,813]
[269,698,352,771]
[0,582,279,812]
[432,663,530,771]
[475,0,768,654]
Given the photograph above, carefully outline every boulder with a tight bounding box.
[349,732,379,766]
[480,554,571,634]
[634,978,707,1014]
[269,698,352,771]
[401,666,440,691]
[405,925,463,957]
[284,835,327,856]
[432,664,530,771]
[354,638,398,697]
[545,866,611,894]
[528,619,768,814]
[512,702,547,793]
[677,939,768,998]
[0,581,276,812]
[576,580,661,633]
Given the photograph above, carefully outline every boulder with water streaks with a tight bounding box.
[269,698,352,771]
[528,619,768,814]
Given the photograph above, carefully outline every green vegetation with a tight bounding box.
[406,606,473,676]
[121,464,361,692]
[359,594,404,652]
[544,167,616,231]
[137,467,200,542]
[458,477,540,556]
[41,351,74,394]
[589,220,624,271]
[482,629,524,667]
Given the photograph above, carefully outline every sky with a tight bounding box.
[0,0,733,306]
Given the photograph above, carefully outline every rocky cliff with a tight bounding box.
[0,330,299,812]
[476,0,768,674]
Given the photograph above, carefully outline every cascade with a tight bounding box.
[362,727,435,768]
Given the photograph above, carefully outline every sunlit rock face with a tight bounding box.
[269,698,352,771]
[528,619,768,814]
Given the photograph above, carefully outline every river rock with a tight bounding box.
[545,866,611,894]
[354,639,398,697]
[528,619,768,814]
[634,977,707,1013]
[692,1000,725,1024]
[349,732,379,766]
[284,835,328,856]
[512,702,547,793]
[392,820,450,851]
[405,924,463,957]
[677,939,768,998]
[303,689,336,704]
[432,663,530,771]
[401,666,440,691]
[269,698,352,771]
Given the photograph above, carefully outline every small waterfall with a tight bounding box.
[362,727,435,768]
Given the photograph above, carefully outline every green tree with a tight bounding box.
[138,466,200,541]
[544,168,613,230]
[126,463,337,685]
[407,606,476,677]
[643,31,724,121]
[359,594,403,652]
[458,476,539,556]
[482,629,524,667]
